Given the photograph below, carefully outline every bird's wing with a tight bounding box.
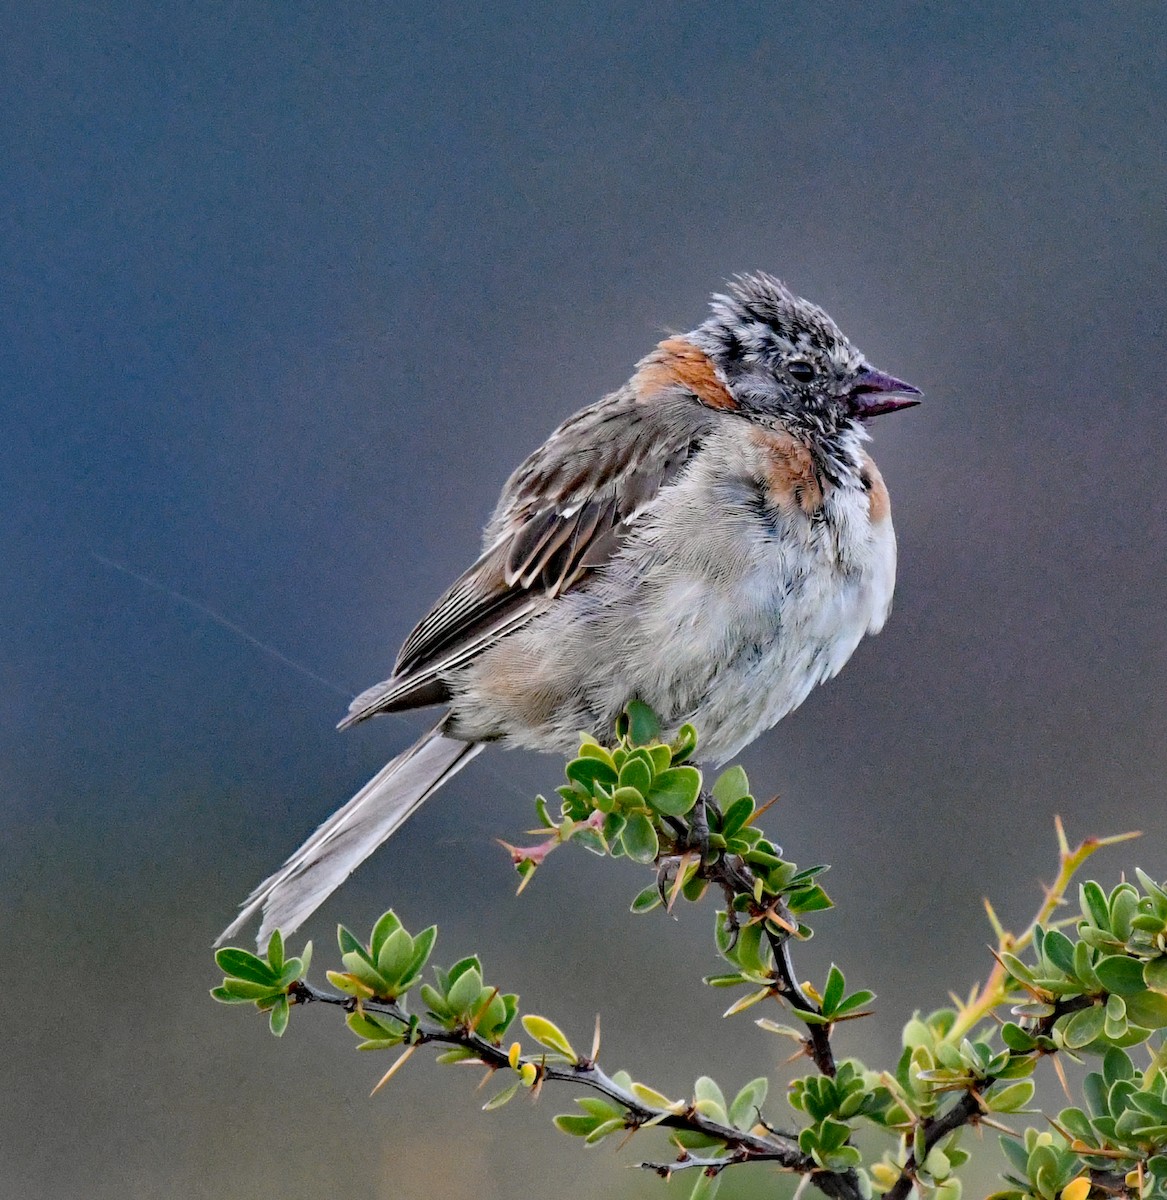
[339,386,713,727]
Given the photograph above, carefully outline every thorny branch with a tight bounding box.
[288,979,836,1178]
[670,792,838,1076]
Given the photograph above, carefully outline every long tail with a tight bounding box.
[216,724,483,948]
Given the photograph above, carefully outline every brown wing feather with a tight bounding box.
[339,384,715,730]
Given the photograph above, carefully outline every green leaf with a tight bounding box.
[1094,955,1147,996]
[446,967,483,1016]
[987,1080,1035,1113]
[399,925,437,988]
[341,950,390,994]
[369,910,403,958]
[711,765,751,808]
[693,1076,728,1123]
[1060,1004,1105,1049]
[576,742,614,767]
[1144,957,1167,994]
[1041,928,1076,975]
[618,756,653,795]
[730,921,767,974]
[215,948,278,986]
[620,811,659,863]
[822,965,846,1015]
[553,1113,600,1137]
[834,990,876,1017]
[210,985,259,1004]
[720,795,756,839]
[268,994,290,1037]
[625,700,661,745]
[670,723,698,762]
[1081,881,1112,930]
[630,884,662,914]
[612,785,646,809]
[645,766,702,817]
[482,1081,520,1111]
[565,757,618,791]
[337,924,368,960]
[787,884,832,914]
[376,928,415,985]
[521,1014,577,1060]
[729,1077,769,1128]
[216,978,283,1001]
[1000,1022,1037,1052]
[265,929,284,974]
[1124,990,1167,1029]
[584,1117,625,1143]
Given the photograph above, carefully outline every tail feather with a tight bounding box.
[216,725,482,948]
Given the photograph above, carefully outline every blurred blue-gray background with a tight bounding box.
[4,3,1166,1197]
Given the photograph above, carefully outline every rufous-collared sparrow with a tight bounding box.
[219,272,920,945]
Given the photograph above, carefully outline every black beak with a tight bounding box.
[848,368,922,419]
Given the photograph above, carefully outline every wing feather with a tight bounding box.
[341,386,714,729]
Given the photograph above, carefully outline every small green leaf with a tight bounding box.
[376,928,415,985]
[711,765,751,808]
[1060,1004,1105,1049]
[1081,881,1112,930]
[1000,1022,1037,1052]
[986,1080,1035,1113]
[625,700,661,745]
[337,924,367,959]
[265,929,284,974]
[670,723,698,761]
[693,1076,728,1123]
[1125,990,1167,1029]
[482,1081,520,1111]
[787,884,832,914]
[630,884,662,914]
[822,965,846,1015]
[210,985,258,1004]
[618,757,653,795]
[720,794,755,837]
[620,811,659,863]
[729,1077,768,1128]
[584,1117,625,1143]
[1144,957,1167,994]
[833,990,876,1017]
[1094,955,1147,996]
[369,910,403,958]
[565,757,618,791]
[645,766,702,817]
[446,967,484,1016]
[215,948,278,986]
[612,785,646,809]
[268,994,290,1037]
[553,1113,600,1137]
[521,1014,578,1060]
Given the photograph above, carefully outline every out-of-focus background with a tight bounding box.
[4,3,1165,1197]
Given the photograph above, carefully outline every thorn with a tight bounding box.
[591,1013,602,1061]
[667,852,696,913]
[745,793,781,826]
[1054,814,1070,859]
[983,896,1007,942]
[370,1044,417,1095]
[1052,1052,1073,1102]
[614,1125,639,1153]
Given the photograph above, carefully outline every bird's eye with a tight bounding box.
[787,360,816,384]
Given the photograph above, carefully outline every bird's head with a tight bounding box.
[690,272,920,461]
